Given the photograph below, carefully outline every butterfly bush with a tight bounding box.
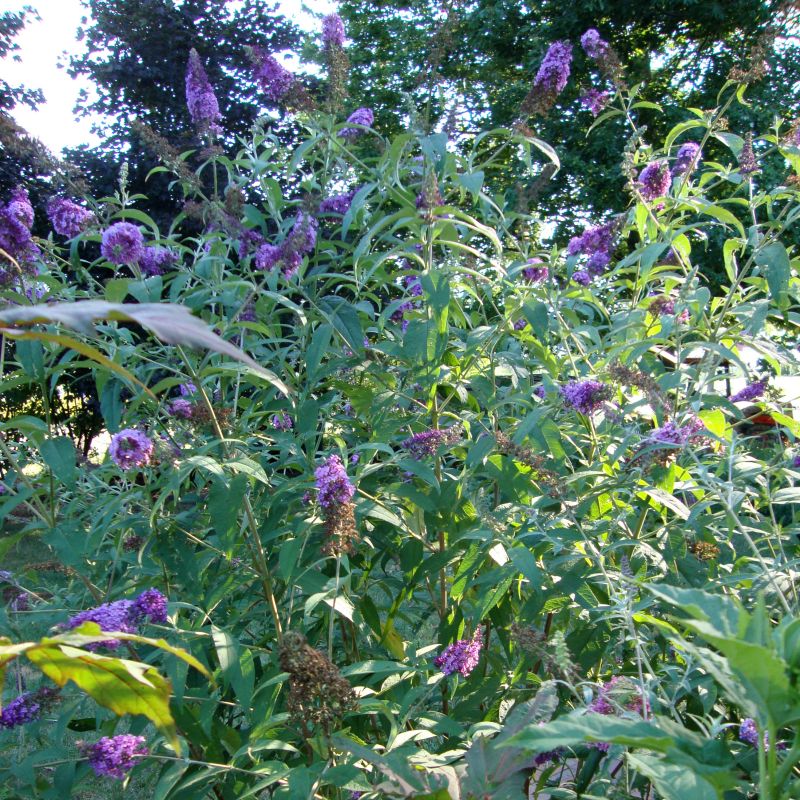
[2,12,800,800]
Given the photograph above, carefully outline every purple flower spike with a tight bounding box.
[271,412,293,431]
[83,734,148,780]
[637,161,671,201]
[255,243,283,271]
[315,454,356,509]
[730,380,768,403]
[560,379,610,414]
[253,49,294,103]
[581,29,609,59]
[131,588,168,624]
[0,687,59,729]
[580,88,610,117]
[672,142,701,177]
[185,48,222,135]
[0,186,40,273]
[322,14,345,48]
[533,41,572,98]
[109,429,154,470]
[67,599,138,649]
[434,630,482,677]
[522,259,549,283]
[340,108,374,139]
[47,197,94,237]
[101,222,145,265]
[139,246,177,277]
[572,269,591,286]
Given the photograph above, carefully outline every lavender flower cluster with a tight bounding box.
[0,186,40,281]
[521,258,549,283]
[82,734,148,779]
[560,379,611,414]
[254,211,318,278]
[401,426,460,459]
[729,380,768,403]
[637,161,671,201]
[319,187,359,216]
[0,687,59,729]
[185,48,222,135]
[646,417,705,448]
[672,142,701,177]
[339,107,374,140]
[109,428,154,470]
[580,88,610,117]
[321,13,345,48]
[649,295,690,323]
[567,220,616,279]
[47,197,94,238]
[67,588,168,648]
[434,630,482,677]
[271,412,293,431]
[315,454,356,509]
[101,222,145,265]
[253,48,295,103]
[390,267,424,331]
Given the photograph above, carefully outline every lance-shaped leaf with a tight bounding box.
[0,300,290,396]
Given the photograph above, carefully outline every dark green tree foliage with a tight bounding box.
[338,0,800,234]
[66,0,303,225]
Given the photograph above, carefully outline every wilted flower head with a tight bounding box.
[138,246,177,277]
[82,734,148,780]
[340,107,374,139]
[185,49,222,135]
[322,13,345,48]
[109,428,154,470]
[581,29,609,59]
[47,197,94,237]
[315,454,356,509]
[730,379,768,403]
[637,161,671,200]
[521,41,572,116]
[101,222,145,265]
[672,142,701,177]
[434,629,482,677]
[253,48,295,103]
[739,133,759,175]
[560,379,611,414]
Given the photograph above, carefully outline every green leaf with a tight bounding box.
[27,643,180,751]
[755,242,791,307]
[627,754,721,800]
[39,436,76,488]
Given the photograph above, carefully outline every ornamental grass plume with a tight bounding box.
[520,41,573,116]
[82,734,148,780]
[47,197,94,237]
[278,630,356,735]
[185,48,222,136]
[101,222,145,266]
[434,629,482,677]
[108,428,154,470]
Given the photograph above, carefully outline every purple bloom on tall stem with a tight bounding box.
[253,49,295,103]
[560,379,611,414]
[130,588,168,624]
[520,41,572,116]
[254,243,282,272]
[101,222,145,266]
[108,429,154,470]
[581,29,609,59]
[522,258,549,283]
[434,630,482,677]
[580,88,610,117]
[67,599,138,648]
[138,246,177,277]
[290,211,318,254]
[320,188,359,215]
[402,427,461,459]
[271,412,293,431]
[730,380,768,403]
[83,734,148,780]
[167,398,194,419]
[646,417,705,447]
[637,161,671,201]
[649,295,689,323]
[0,186,40,273]
[185,49,222,135]
[340,108,374,139]
[315,455,356,509]
[47,197,94,237]
[0,687,59,729]
[322,13,345,48]
[672,142,701,177]
[572,269,591,286]
[179,382,197,396]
